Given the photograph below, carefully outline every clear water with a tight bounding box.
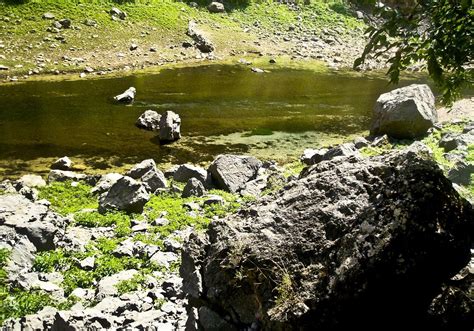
[0,65,421,178]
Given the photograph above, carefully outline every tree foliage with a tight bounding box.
[355,0,473,105]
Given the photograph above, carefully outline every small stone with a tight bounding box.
[42,13,55,20]
[130,43,138,51]
[51,156,72,170]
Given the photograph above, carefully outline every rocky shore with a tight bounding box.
[1,107,473,329]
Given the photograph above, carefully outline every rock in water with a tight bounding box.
[371,84,437,138]
[181,148,473,330]
[207,2,225,13]
[208,154,262,193]
[159,111,181,142]
[114,87,136,104]
[135,110,161,131]
[187,21,215,53]
[98,176,150,213]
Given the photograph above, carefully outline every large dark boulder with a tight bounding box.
[371,84,437,138]
[181,147,473,330]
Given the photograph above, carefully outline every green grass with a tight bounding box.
[38,181,97,215]
[74,211,135,236]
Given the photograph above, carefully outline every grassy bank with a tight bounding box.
[0,0,365,79]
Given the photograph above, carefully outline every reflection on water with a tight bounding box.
[0,65,420,178]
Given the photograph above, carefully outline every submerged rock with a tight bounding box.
[135,110,161,131]
[159,111,181,142]
[114,87,136,104]
[181,147,473,329]
[371,84,437,138]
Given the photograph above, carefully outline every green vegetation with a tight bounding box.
[356,0,473,105]
[38,181,97,215]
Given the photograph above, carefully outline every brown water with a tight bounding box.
[0,64,421,178]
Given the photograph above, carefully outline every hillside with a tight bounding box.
[0,0,370,80]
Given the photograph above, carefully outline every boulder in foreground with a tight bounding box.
[181,146,473,330]
[371,84,437,138]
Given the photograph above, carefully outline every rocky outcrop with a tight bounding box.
[181,146,473,330]
[187,21,215,53]
[371,84,437,138]
[135,110,161,131]
[98,176,150,214]
[208,155,262,193]
[159,111,181,142]
[114,87,136,104]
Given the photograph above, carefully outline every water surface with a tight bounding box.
[0,65,420,178]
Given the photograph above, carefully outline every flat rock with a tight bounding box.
[208,155,262,193]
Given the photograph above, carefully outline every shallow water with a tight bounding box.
[0,65,421,178]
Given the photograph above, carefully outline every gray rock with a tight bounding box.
[58,19,71,29]
[371,134,390,147]
[80,256,95,270]
[126,159,156,179]
[150,251,178,268]
[203,195,225,206]
[141,169,167,193]
[83,19,97,27]
[51,156,72,170]
[371,84,437,138]
[182,178,206,198]
[91,173,123,195]
[135,110,161,131]
[17,174,46,188]
[322,142,360,161]
[208,2,225,13]
[439,132,474,152]
[187,21,215,53]
[42,12,55,20]
[182,147,473,329]
[98,176,150,213]
[239,176,267,197]
[448,161,474,186]
[130,43,138,51]
[173,164,209,185]
[5,237,36,283]
[208,154,262,193]
[96,269,138,300]
[114,87,136,104]
[300,148,328,166]
[251,67,264,73]
[353,136,369,149]
[48,170,86,183]
[110,7,127,20]
[0,65,9,71]
[356,10,364,19]
[159,111,181,142]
